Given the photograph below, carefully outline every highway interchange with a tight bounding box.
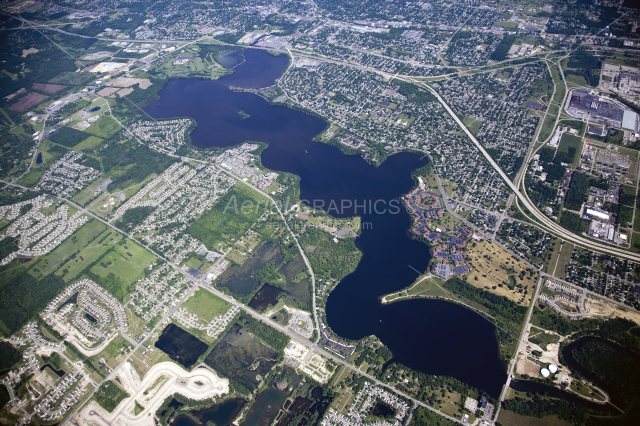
[3,12,640,425]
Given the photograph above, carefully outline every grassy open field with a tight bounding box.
[538,114,557,143]
[552,83,566,106]
[55,228,120,281]
[28,219,107,280]
[544,238,563,275]
[557,133,583,168]
[89,240,156,289]
[188,183,270,251]
[551,241,573,280]
[424,210,461,231]
[73,135,104,152]
[565,74,590,86]
[381,275,448,303]
[72,177,111,206]
[181,288,230,322]
[83,116,122,139]
[465,239,538,305]
[493,21,518,30]
[458,116,483,136]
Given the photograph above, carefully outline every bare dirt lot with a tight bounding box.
[21,47,38,57]
[585,296,640,325]
[32,83,66,94]
[97,87,119,97]
[117,87,134,97]
[4,87,25,100]
[9,92,48,112]
[110,77,153,89]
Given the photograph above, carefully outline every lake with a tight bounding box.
[145,48,506,396]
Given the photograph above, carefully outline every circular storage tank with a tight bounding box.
[548,364,558,374]
[540,368,550,378]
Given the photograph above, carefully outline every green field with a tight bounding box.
[83,116,122,139]
[493,21,518,30]
[187,183,270,251]
[181,288,230,322]
[28,219,107,280]
[89,240,156,289]
[557,133,583,167]
[459,116,483,136]
[93,380,129,413]
[73,135,104,152]
[56,228,119,281]
[538,114,557,143]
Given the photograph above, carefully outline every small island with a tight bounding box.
[238,110,250,119]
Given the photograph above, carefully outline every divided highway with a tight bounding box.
[410,79,640,263]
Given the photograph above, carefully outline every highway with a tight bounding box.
[406,77,640,263]
[2,11,637,425]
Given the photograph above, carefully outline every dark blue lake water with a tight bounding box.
[144,49,506,396]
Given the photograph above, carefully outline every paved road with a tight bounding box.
[404,77,640,263]
[493,275,544,422]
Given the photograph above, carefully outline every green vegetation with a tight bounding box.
[443,277,527,329]
[502,395,614,426]
[461,116,483,136]
[410,406,456,425]
[94,381,129,413]
[89,239,157,295]
[97,141,179,189]
[238,315,288,352]
[0,341,21,370]
[555,134,581,166]
[564,171,590,211]
[570,339,640,408]
[252,261,285,288]
[559,211,589,234]
[48,126,90,148]
[116,206,155,229]
[132,400,144,415]
[0,264,67,333]
[563,47,602,87]
[298,227,360,281]
[490,35,516,61]
[181,288,230,321]
[188,184,269,250]
[393,80,437,104]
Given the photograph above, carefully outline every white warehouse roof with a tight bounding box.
[622,110,638,131]
[585,208,610,221]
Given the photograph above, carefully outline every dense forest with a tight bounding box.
[298,227,361,281]
[443,277,527,330]
[490,35,516,62]
[98,141,179,190]
[0,265,67,333]
[239,315,289,352]
[0,341,21,370]
[502,395,610,425]
[410,406,456,426]
[569,339,640,408]
[48,127,89,148]
[116,206,156,230]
